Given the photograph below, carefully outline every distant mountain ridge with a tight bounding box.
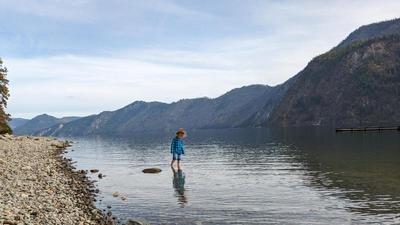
[37,85,285,136]
[338,18,400,48]
[14,114,80,135]
[14,18,400,136]
[8,118,29,129]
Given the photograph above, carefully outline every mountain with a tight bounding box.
[58,116,82,123]
[269,19,400,127]
[338,18,400,48]
[37,85,284,136]
[8,118,29,129]
[14,114,80,135]
[243,77,297,127]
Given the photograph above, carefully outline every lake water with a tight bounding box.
[65,128,400,225]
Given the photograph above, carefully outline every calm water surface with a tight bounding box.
[66,128,400,225]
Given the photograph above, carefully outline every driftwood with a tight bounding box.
[336,126,400,132]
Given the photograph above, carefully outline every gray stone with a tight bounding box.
[127,220,143,225]
[142,168,162,173]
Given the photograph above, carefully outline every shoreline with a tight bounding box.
[0,134,109,225]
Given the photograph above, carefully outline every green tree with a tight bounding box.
[0,58,11,134]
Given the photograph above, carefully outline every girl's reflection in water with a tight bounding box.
[172,167,187,207]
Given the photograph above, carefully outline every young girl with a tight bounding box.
[170,128,186,169]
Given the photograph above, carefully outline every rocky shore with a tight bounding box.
[0,134,106,225]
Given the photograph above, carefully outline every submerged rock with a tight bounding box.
[90,169,99,173]
[125,220,145,225]
[142,168,162,173]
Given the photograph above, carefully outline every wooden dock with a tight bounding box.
[336,126,400,132]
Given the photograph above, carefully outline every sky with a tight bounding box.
[1,0,400,118]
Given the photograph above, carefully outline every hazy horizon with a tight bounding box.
[2,0,400,119]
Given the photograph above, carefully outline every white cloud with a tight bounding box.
[0,0,96,22]
[0,0,214,23]
[7,47,270,118]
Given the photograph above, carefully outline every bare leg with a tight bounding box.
[171,160,176,168]
[177,160,181,170]
[171,165,177,174]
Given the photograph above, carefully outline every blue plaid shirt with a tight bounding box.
[171,137,185,155]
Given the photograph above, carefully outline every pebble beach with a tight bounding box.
[0,134,106,225]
